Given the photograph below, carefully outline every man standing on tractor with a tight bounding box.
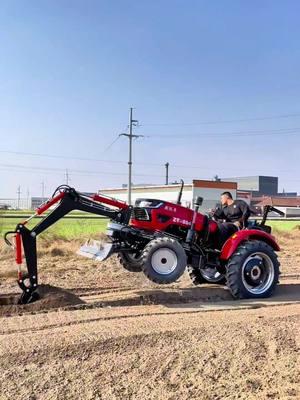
[213,191,251,245]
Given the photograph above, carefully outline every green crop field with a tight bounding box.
[0,210,101,218]
[1,213,299,241]
[268,220,300,231]
[0,216,109,240]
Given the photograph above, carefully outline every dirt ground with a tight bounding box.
[0,230,299,399]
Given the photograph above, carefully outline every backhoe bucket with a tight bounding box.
[77,240,114,262]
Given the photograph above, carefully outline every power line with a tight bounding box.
[0,150,126,164]
[0,125,299,165]
[102,121,133,154]
[0,162,297,177]
[0,162,225,181]
[1,164,300,193]
[0,149,165,168]
[102,135,122,153]
[141,112,300,126]
[149,127,300,138]
[0,150,298,173]
[0,166,192,181]
[0,163,129,176]
[0,162,182,178]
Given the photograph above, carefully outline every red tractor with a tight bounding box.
[4,184,282,304]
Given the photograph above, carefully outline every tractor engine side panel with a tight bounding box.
[130,201,208,233]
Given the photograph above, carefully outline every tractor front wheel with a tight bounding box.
[226,240,280,299]
[141,237,187,284]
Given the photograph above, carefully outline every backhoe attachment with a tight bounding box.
[4,185,131,304]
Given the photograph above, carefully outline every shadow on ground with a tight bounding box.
[81,282,300,308]
[1,283,299,316]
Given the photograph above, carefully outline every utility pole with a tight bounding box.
[120,108,143,205]
[26,188,30,209]
[165,162,169,185]
[17,185,21,209]
[65,169,70,185]
[41,182,45,199]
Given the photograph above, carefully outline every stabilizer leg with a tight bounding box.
[17,225,39,304]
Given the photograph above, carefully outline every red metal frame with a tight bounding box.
[36,192,66,215]
[15,232,22,265]
[92,194,128,210]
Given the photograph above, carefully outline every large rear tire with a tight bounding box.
[226,240,280,299]
[117,251,143,272]
[141,237,187,284]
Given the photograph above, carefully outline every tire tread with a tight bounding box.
[226,240,280,299]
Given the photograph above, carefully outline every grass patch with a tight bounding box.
[0,210,100,217]
[268,221,300,232]
[0,216,109,240]
[1,212,299,240]
[41,218,109,239]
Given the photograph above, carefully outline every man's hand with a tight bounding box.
[208,208,215,216]
[233,221,241,229]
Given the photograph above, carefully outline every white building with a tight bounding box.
[99,180,238,211]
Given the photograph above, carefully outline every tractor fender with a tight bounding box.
[220,229,280,261]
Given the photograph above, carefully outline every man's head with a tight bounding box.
[220,191,233,206]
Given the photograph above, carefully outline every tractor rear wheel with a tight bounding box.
[117,251,143,272]
[141,237,187,284]
[226,240,280,299]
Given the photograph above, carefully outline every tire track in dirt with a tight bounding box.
[1,282,299,336]
[1,305,299,400]
[1,235,300,400]
[2,301,300,337]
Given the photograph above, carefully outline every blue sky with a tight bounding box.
[0,0,299,198]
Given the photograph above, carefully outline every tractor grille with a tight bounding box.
[132,207,150,221]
